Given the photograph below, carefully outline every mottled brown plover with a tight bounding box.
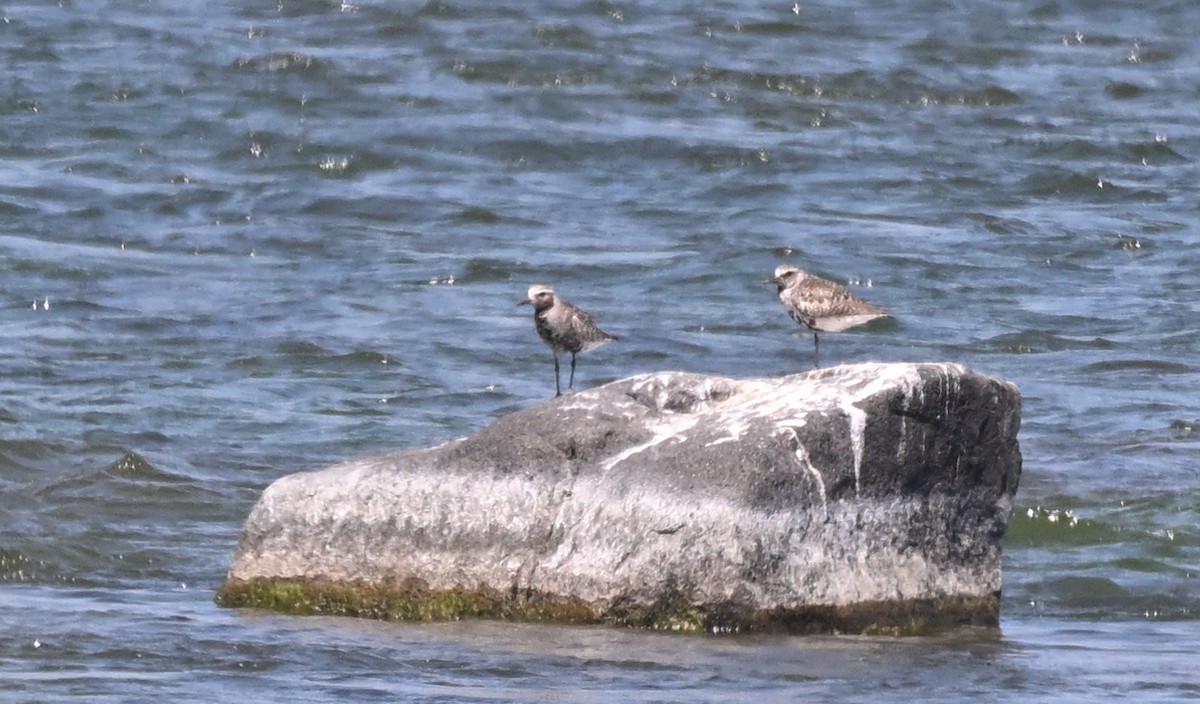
[519,284,617,396]
[767,264,889,367]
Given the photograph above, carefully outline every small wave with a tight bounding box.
[1104,81,1146,100]
[1168,419,1200,439]
[0,199,37,216]
[1020,167,1112,199]
[1080,359,1192,374]
[232,51,323,75]
[36,451,185,497]
[0,547,73,585]
[982,330,1114,354]
[106,451,178,480]
[736,20,807,37]
[1007,500,1200,621]
[415,0,468,19]
[1007,505,1114,547]
[532,23,598,51]
[462,258,527,282]
[452,206,504,225]
[1127,139,1187,164]
[231,342,395,376]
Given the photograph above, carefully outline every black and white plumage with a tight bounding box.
[519,284,617,396]
[767,264,889,367]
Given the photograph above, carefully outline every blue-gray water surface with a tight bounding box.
[2,0,1198,701]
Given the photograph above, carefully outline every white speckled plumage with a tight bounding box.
[768,264,889,367]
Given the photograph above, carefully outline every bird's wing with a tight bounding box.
[569,306,615,344]
[791,277,888,318]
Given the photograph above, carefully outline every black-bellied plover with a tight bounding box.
[519,284,617,396]
[767,264,889,367]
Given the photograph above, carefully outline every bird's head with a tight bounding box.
[766,264,804,291]
[518,284,556,311]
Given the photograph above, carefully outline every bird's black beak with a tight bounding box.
[517,298,531,306]
[763,277,778,285]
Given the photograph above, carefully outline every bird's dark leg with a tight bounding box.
[568,352,577,390]
[812,332,821,368]
[553,352,562,397]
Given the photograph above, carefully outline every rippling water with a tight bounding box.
[2,0,1198,700]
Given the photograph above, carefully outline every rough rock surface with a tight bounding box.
[219,362,1021,634]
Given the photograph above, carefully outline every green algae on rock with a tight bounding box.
[215,577,598,624]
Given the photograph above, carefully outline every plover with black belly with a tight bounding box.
[767,264,889,367]
[519,284,617,396]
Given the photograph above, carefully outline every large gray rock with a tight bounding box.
[218,362,1021,634]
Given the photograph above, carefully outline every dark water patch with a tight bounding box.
[230,342,394,378]
[1007,497,1200,621]
[4,32,60,63]
[964,212,1036,236]
[626,346,674,362]
[232,51,324,76]
[118,314,210,336]
[1104,81,1145,100]
[904,35,1027,69]
[35,451,190,498]
[737,20,808,38]
[299,194,445,224]
[1019,583,1200,622]
[1018,136,1118,162]
[67,79,152,106]
[532,23,599,50]
[0,548,83,586]
[331,350,396,368]
[486,135,756,174]
[160,114,232,143]
[109,184,236,218]
[462,258,524,282]
[1010,496,1200,555]
[452,206,504,225]
[692,65,819,97]
[1109,556,1195,578]
[0,548,42,581]
[452,58,619,89]
[1017,167,1166,203]
[1054,30,1133,49]
[981,330,1114,354]
[215,129,304,164]
[1126,42,1179,64]
[317,400,394,419]
[1110,233,1146,251]
[84,124,139,142]
[415,0,471,20]
[107,451,175,480]
[0,447,72,484]
[1126,138,1186,164]
[801,68,1024,107]
[957,85,1023,107]
[1019,167,1111,199]
[1079,359,1192,374]
[0,199,36,216]
[1007,506,1119,548]
[306,146,402,178]
[578,655,692,675]
[1168,419,1200,439]
[1044,575,1131,603]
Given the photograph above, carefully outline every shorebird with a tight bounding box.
[519,284,617,396]
[767,264,889,367]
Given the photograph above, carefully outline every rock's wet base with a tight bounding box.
[216,576,999,635]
